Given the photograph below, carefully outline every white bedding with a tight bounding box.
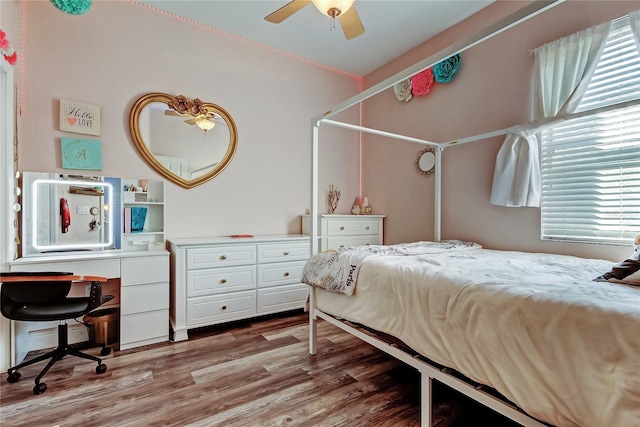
[312,248,640,427]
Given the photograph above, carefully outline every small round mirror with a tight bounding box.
[415,148,436,176]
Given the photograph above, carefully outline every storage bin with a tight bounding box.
[83,307,119,346]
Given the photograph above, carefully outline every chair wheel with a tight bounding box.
[33,382,47,395]
[7,371,21,383]
[96,363,107,374]
[100,347,111,356]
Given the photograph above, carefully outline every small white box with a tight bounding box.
[123,192,148,203]
[147,242,164,251]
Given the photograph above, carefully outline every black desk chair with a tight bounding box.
[0,272,113,395]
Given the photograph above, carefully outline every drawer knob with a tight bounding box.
[365,226,370,230]
[283,251,289,256]
[284,272,290,277]
[221,305,227,311]
[220,278,227,284]
[220,255,227,260]
[340,226,345,230]
[339,244,345,248]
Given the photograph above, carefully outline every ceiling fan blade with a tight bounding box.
[340,6,365,40]
[164,110,183,117]
[184,118,197,125]
[265,0,311,23]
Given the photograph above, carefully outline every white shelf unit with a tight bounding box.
[121,179,165,251]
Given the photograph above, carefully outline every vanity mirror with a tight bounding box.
[129,93,238,189]
[21,172,121,256]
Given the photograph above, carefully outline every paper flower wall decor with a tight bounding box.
[392,54,462,102]
[50,0,93,15]
[411,68,434,97]
[0,29,17,65]
[433,54,461,83]
[393,78,413,102]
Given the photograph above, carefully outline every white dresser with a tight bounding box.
[9,251,170,360]
[302,214,385,251]
[168,235,310,341]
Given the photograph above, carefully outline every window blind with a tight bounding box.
[540,18,640,244]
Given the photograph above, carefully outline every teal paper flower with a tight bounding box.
[433,54,461,83]
[50,0,92,15]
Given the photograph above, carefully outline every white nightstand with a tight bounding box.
[302,214,385,252]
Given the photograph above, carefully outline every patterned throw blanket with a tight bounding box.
[301,240,481,296]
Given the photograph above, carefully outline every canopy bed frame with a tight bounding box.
[306,1,639,426]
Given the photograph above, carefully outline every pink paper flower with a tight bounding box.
[4,52,17,65]
[0,27,17,66]
[411,68,434,97]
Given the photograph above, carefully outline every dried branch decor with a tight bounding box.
[327,184,341,214]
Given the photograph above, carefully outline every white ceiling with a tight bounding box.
[137,0,495,76]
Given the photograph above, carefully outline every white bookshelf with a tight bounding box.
[121,179,165,251]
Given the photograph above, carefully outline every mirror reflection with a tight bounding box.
[22,172,120,255]
[129,93,238,189]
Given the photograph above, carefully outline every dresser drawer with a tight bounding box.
[326,218,380,236]
[257,284,308,314]
[327,236,380,250]
[120,282,169,315]
[257,261,306,288]
[122,255,169,286]
[120,309,168,348]
[186,291,256,326]
[257,242,310,263]
[187,266,256,297]
[187,245,256,269]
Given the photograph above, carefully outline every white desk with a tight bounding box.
[10,250,169,362]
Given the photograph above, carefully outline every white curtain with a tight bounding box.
[629,10,640,53]
[490,21,611,207]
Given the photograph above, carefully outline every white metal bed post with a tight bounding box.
[434,146,443,242]
[421,373,433,427]
[309,119,320,356]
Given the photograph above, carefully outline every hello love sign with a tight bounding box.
[59,99,101,136]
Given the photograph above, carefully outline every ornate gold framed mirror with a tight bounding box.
[129,93,238,189]
[415,147,436,176]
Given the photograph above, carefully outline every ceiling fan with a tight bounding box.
[265,0,365,40]
[164,110,227,131]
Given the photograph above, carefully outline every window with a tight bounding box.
[540,17,640,245]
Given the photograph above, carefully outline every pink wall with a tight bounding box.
[362,1,640,262]
[8,1,638,260]
[17,1,361,240]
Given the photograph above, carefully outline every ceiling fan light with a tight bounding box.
[195,117,215,131]
[311,0,355,18]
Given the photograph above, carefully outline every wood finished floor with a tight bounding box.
[0,311,519,427]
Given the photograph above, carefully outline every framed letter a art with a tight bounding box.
[61,138,103,170]
[59,99,101,136]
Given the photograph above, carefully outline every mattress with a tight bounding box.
[311,247,640,427]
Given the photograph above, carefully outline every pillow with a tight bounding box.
[594,247,640,285]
